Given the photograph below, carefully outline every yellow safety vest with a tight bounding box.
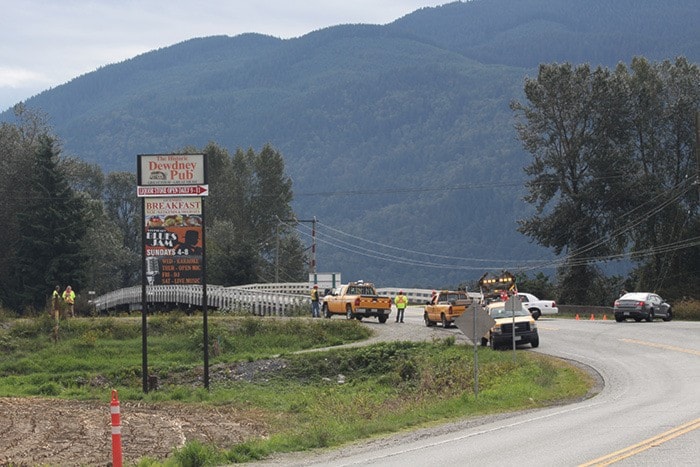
[395,295,407,309]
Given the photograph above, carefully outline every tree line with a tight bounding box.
[0,105,307,313]
[511,57,699,304]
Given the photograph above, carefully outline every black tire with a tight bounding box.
[531,309,541,320]
[531,336,540,348]
[323,304,331,319]
[441,314,449,328]
[378,315,387,324]
[634,317,642,322]
[345,305,353,320]
[662,308,673,322]
[646,309,654,322]
[489,334,497,350]
[615,315,625,322]
[481,337,488,347]
[424,313,434,327]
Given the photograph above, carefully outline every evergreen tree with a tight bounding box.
[0,105,50,308]
[203,143,306,285]
[12,135,90,311]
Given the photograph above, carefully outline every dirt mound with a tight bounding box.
[0,397,268,466]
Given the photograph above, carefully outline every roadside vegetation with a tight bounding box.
[0,312,594,465]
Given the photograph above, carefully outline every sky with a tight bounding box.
[0,0,451,110]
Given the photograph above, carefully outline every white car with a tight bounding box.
[517,293,558,320]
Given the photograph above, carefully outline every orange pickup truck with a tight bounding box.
[322,281,392,323]
[423,290,472,328]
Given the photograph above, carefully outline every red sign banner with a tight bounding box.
[138,185,208,197]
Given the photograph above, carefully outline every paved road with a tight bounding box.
[260,306,700,466]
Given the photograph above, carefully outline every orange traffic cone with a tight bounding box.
[603,314,607,320]
[590,313,595,320]
[575,314,580,320]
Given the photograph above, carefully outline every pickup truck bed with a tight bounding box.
[322,282,392,323]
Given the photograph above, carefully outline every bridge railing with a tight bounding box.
[93,283,483,317]
[94,284,311,316]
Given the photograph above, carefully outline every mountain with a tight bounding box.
[2,0,698,288]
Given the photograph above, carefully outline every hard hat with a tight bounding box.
[313,285,318,288]
[399,290,404,294]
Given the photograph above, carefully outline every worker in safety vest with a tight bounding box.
[62,285,76,318]
[310,285,320,318]
[394,290,408,323]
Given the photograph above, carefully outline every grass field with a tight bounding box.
[0,311,594,465]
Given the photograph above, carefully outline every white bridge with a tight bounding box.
[93,284,471,316]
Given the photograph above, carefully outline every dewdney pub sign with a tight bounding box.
[137,154,208,286]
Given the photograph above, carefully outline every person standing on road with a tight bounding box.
[310,285,320,318]
[62,285,76,318]
[394,290,408,323]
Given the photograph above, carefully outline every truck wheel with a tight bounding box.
[481,337,488,347]
[345,305,353,320]
[424,313,434,327]
[323,304,331,319]
[531,336,540,348]
[441,314,449,328]
[378,315,387,324]
[489,334,497,350]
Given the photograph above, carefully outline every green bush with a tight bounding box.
[172,440,223,467]
[673,299,700,321]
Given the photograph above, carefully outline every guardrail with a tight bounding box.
[94,284,310,316]
[93,283,483,317]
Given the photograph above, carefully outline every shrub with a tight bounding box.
[673,299,700,321]
[172,440,223,466]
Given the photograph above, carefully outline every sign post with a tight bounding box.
[454,301,496,399]
[137,154,209,391]
[504,295,523,361]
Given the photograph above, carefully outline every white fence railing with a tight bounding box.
[94,284,310,316]
[93,283,482,316]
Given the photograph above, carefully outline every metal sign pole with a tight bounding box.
[140,197,149,393]
[473,301,479,399]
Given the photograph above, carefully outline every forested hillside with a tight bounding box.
[1,0,698,288]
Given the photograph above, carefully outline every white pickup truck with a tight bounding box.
[516,293,558,320]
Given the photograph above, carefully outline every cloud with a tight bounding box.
[0,0,449,109]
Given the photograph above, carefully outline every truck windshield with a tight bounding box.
[442,293,467,302]
[488,307,530,318]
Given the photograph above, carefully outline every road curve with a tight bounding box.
[254,306,700,466]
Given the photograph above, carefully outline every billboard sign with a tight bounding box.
[144,197,203,285]
[138,154,205,186]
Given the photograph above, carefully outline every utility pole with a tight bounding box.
[695,111,700,198]
[276,217,317,283]
[275,221,280,283]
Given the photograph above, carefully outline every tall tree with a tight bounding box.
[512,58,700,303]
[102,171,141,287]
[0,105,50,307]
[203,143,306,285]
[511,63,631,304]
[618,57,700,295]
[12,135,90,311]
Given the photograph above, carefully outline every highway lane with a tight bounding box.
[263,308,700,466]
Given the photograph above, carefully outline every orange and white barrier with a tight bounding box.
[111,390,123,467]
